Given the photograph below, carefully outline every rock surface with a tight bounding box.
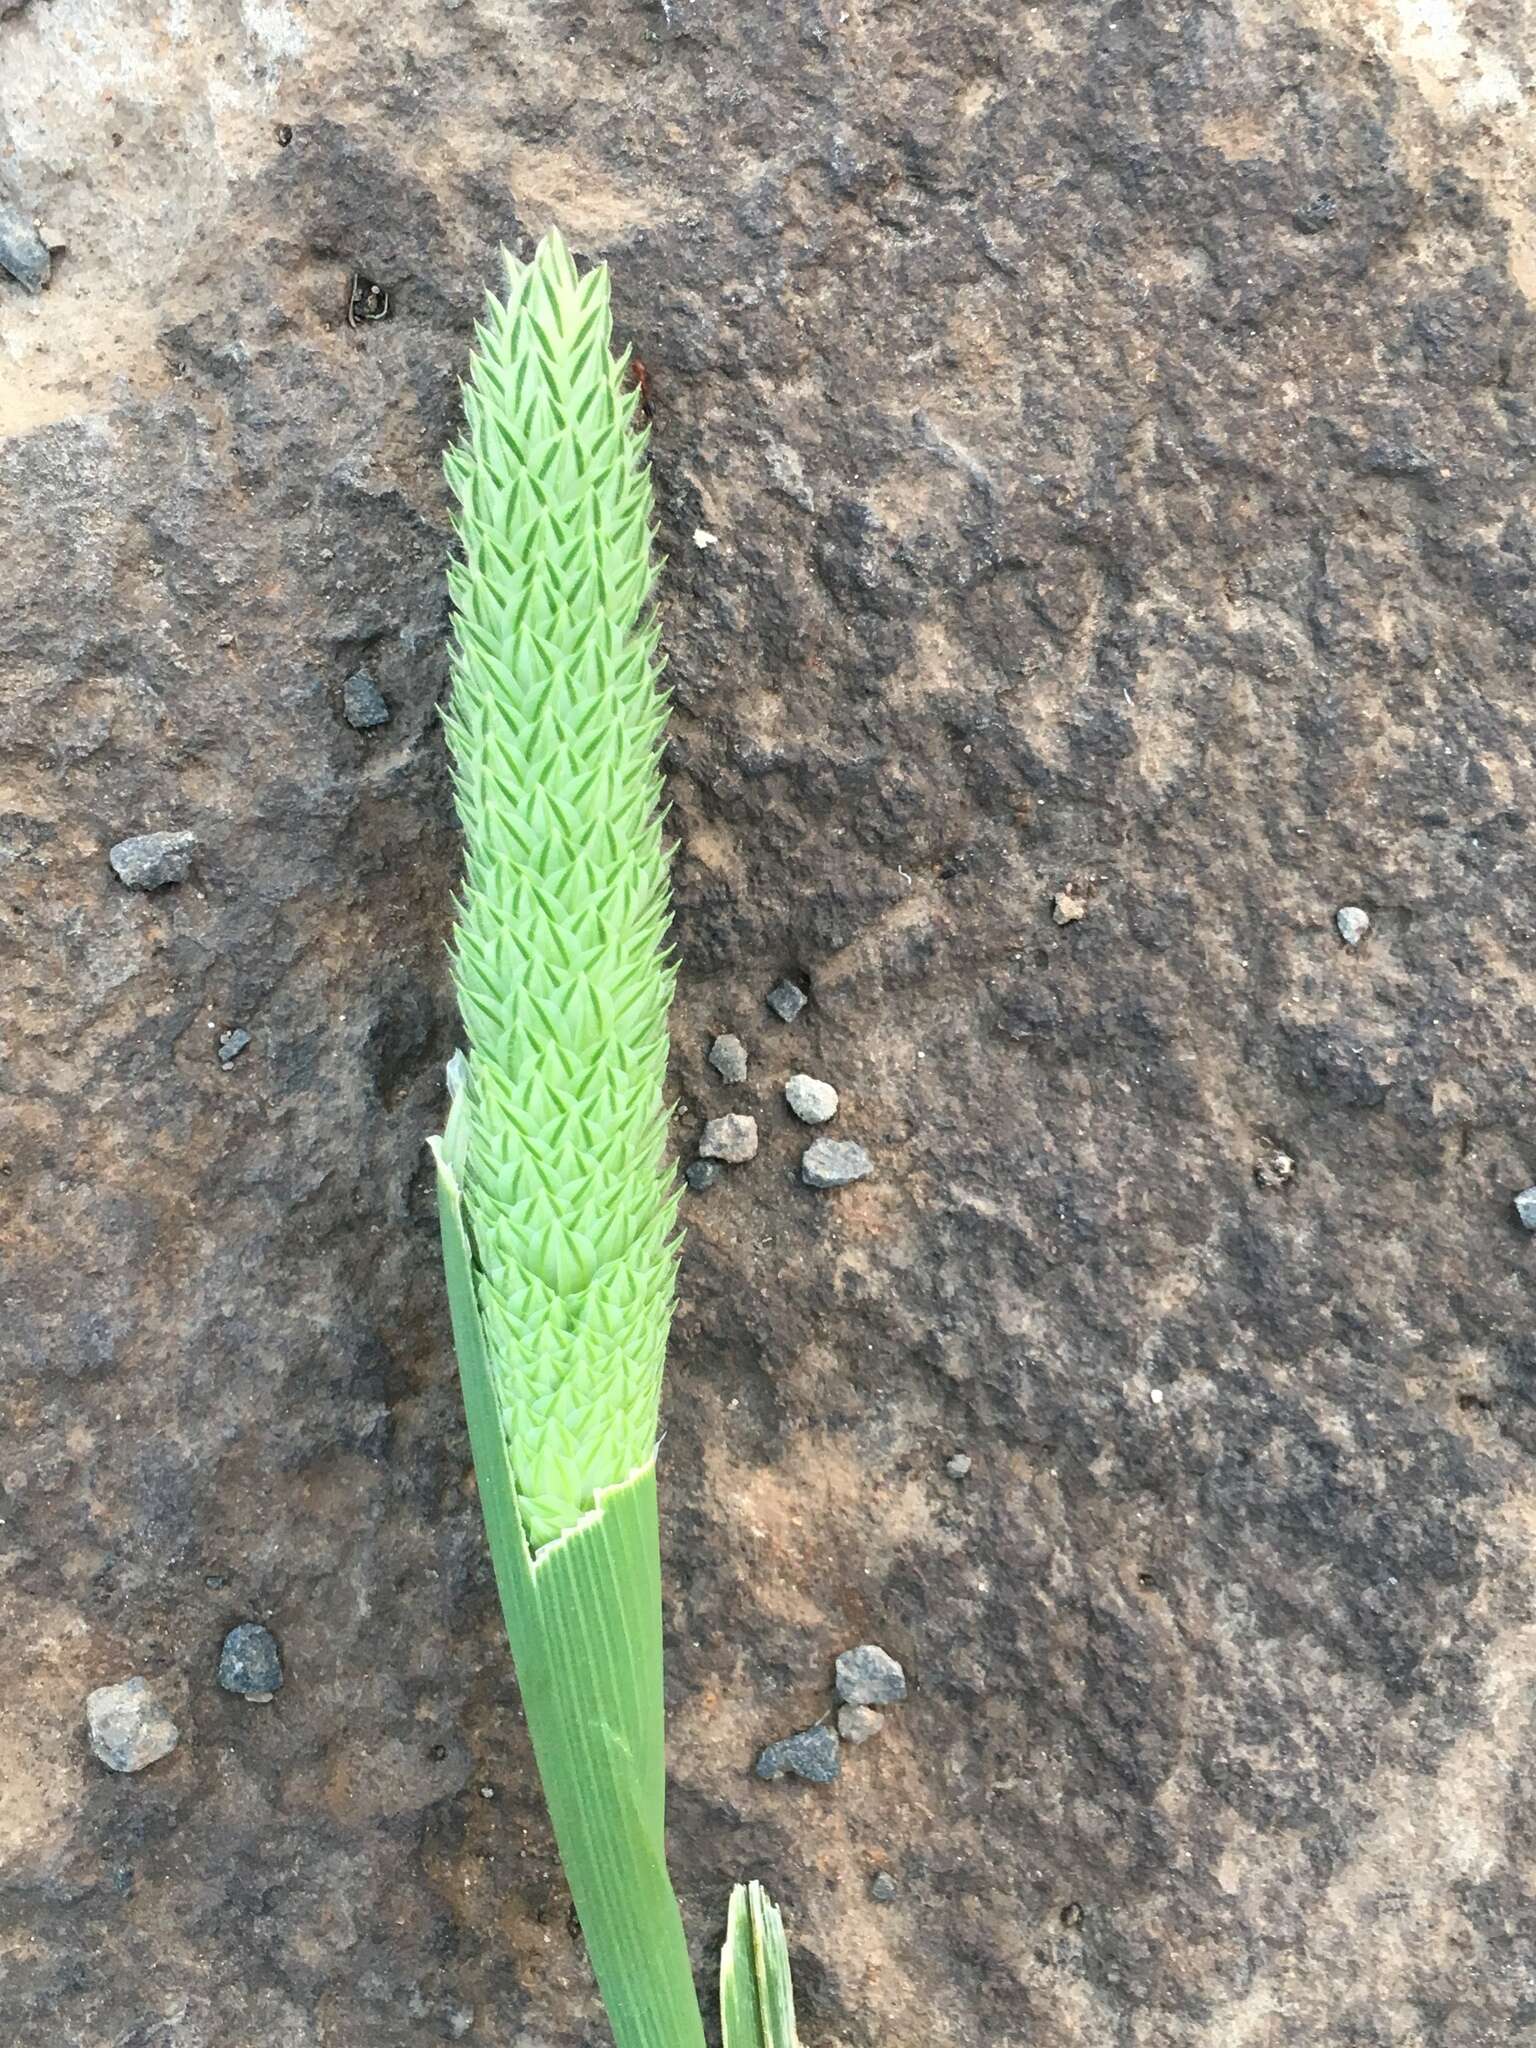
[4,2,1536,2045]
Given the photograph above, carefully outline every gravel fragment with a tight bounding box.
[0,198,50,293]
[708,1033,748,1083]
[217,1028,251,1067]
[86,1677,179,1773]
[109,830,198,890]
[343,669,391,729]
[218,1623,283,1700]
[754,1724,840,1783]
[946,1452,972,1479]
[1254,1150,1295,1191]
[835,1643,907,1706]
[685,1159,722,1193]
[802,1138,872,1188]
[870,1872,899,1903]
[1515,1188,1536,1232]
[1335,905,1370,946]
[700,1113,758,1164]
[785,1073,838,1124]
[1052,889,1087,925]
[766,979,808,1022]
[837,1703,883,1744]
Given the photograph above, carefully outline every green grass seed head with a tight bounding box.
[444,230,677,1551]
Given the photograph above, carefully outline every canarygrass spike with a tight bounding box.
[446,229,674,1552]
[435,234,802,2048]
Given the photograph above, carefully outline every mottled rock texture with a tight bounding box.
[3,2,1536,2045]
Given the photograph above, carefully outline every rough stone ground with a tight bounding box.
[3,2,1536,2043]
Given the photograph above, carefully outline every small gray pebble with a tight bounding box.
[1515,1188,1536,1232]
[835,1643,907,1707]
[217,1028,251,1067]
[870,1872,898,1903]
[0,199,50,293]
[785,1073,838,1124]
[946,1453,972,1479]
[685,1159,722,1192]
[218,1623,283,1700]
[755,1724,840,1784]
[766,979,808,1022]
[837,1703,883,1744]
[700,1113,758,1164]
[344,669,392,730]
[802,1138,872,1188]
[1254,1150,1295,1191]
[86,1678,179,1773]
[109,830,198,890]
[1335,905,1370,946]
[708,1034,748,1084]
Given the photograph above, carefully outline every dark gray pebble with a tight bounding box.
[0,199,50,293]
[344,669,391,730]
[685,1159,722,1192]
[835,1643,907,1706]
[109,831,198,890]
[218,1623,283,1700]
[802,1139,873,1188]
[708,1033,748,1084]
[870,1872,898,1902]
[754,1724,840,1784]
[217,1029,251,1067]
[766,979,808,1022]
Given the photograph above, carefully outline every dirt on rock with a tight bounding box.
[4,3,1536,2045]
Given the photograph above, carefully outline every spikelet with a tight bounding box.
[444,231,678,1550]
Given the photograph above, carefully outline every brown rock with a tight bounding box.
[4,6,1536,2045]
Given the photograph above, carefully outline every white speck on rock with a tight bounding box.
[1052,889,1087,925]
[692,528,718,549]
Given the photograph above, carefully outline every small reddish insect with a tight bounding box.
[625,354,654,426]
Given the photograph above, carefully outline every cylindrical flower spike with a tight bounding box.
[444,228,679,1552]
